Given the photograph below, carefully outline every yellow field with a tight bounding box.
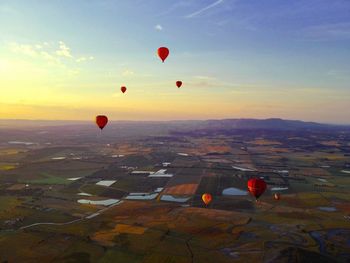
[0,196,26,220]
[185,138,232,155]
[249,139,281,145]
[92,223,147,246]
[0,149,22,155]
[0,164,16,170]
[115,224,146,234]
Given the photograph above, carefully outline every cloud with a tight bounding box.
[76,56,94,63]
[327,69,350,79]
[193,75,216,81]
[186,0,224,18]
[8,41,94,65]
[56,41,73,58]
[189,75,268,90]
[9,43,38,57]
[122,69,135,76]
[39,51,60,64]
[9,42,62,65]
[155,24,163,31]
[156,1,193,17]
[301,22,350,41]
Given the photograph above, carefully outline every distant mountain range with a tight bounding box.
[0,118,349,131]
[200,118,339,130]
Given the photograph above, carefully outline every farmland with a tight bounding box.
[0,120,349,262]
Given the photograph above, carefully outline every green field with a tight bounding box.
[20,173,72,185]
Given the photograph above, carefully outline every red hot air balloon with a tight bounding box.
[95,115,108,130]
[176,81,182,88]
[157,47,169,63]
[247,178,267,200]
[121,86,127,93]
[202,193,212,206]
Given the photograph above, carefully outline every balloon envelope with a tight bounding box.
[247,178,266,199]
[157,47,169,62]
[121,86,127,93]
[202,193,212,205]
[176,81,182,88]
[274,193,281,200]
[95,115,108,130]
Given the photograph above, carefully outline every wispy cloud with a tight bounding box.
[193,75,216,81]
[122,69,135,76]
[76,56,94,63]
[56,41,72,58]
[189,75,266,90]
[9,43,38,57]
[8,41,94,65]
[39,51,60,64]
[155,1,192,17]
[327,69,350,80]
[300,22,350,41]
[155,24,163,31]
[186,0,224,18]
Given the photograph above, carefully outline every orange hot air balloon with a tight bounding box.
[202,193,212,205]
[95,115,108,130]
[121,86,127,93]
[176,81,182,88]
[274,193,281,200]
[157,47,169,62]
[247,178,266,200]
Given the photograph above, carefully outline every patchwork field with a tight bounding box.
[0,121,349,262]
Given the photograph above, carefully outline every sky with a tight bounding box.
[0,0,349,124]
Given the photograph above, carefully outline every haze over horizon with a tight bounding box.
[1,117,349,127]
[1,0,350,123]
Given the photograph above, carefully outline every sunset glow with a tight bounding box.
[1,1,349,123]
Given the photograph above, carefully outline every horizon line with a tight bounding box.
[0,118,350,126]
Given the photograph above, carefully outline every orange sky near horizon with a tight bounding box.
[1,1,350,124]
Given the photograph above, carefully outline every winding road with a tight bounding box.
[18,200,123,231]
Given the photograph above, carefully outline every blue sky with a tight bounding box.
[0,0,350,123]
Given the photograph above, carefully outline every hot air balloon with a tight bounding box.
[95,115,108,130]
[157,47,169,63]
[176,81,182,88]
[202,193,212,206]
[121,86,127,93]
[274,193,281,201]
[247,178,266,200]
